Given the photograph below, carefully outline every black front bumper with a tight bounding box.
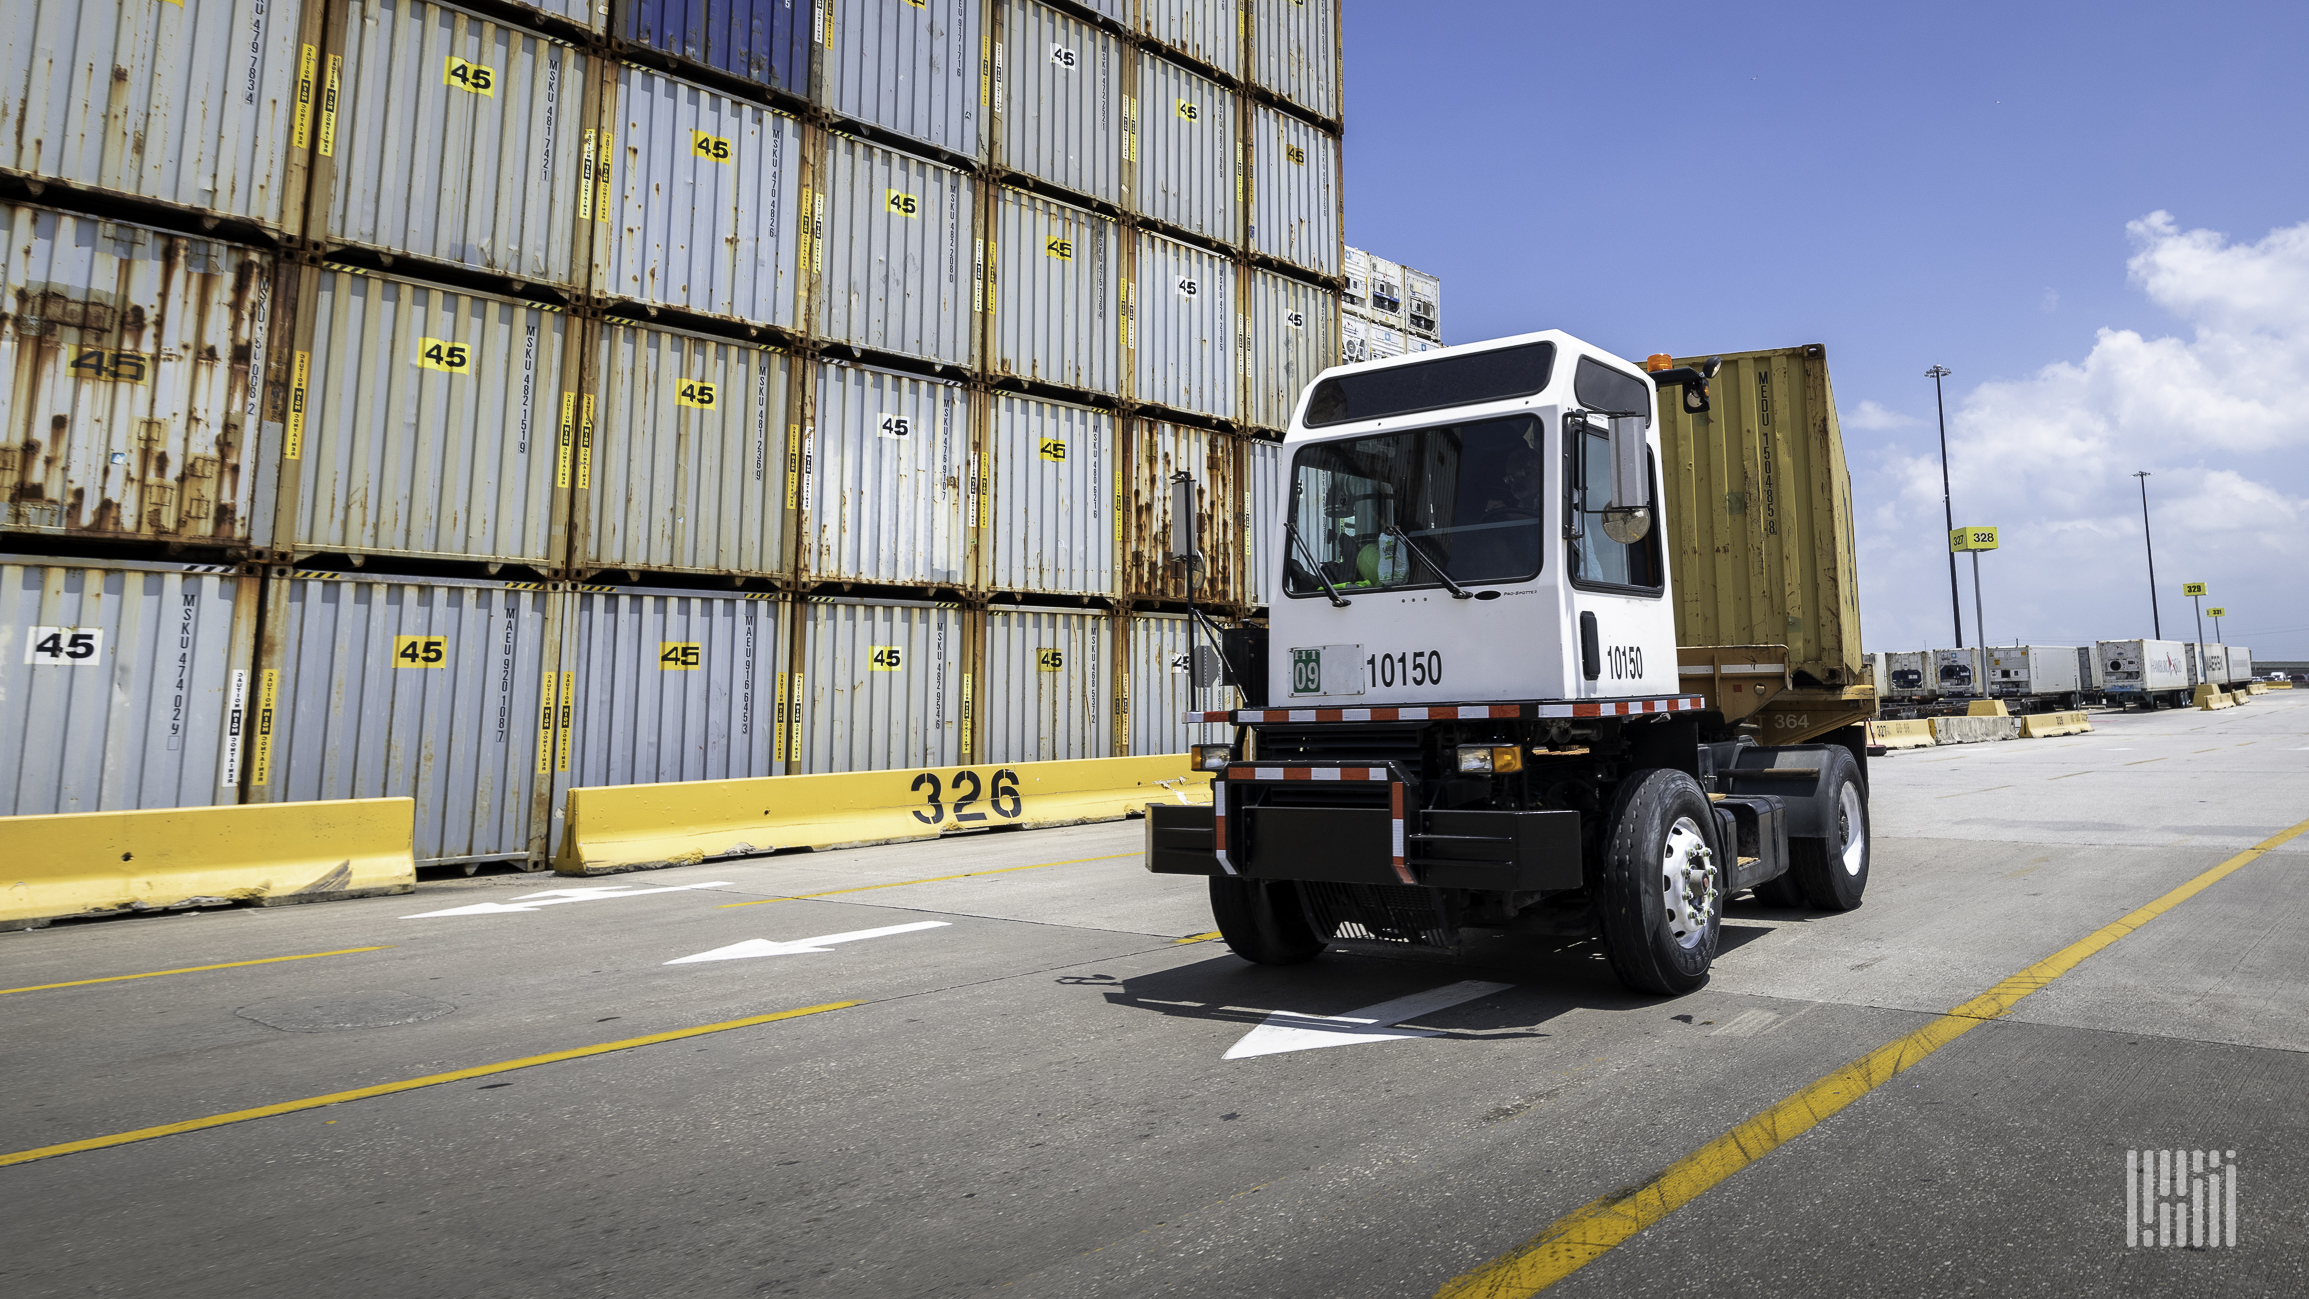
[1145,799,1582,892]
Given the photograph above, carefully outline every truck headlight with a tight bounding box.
[1194,744,1233,771]
[1455,745,1523,774]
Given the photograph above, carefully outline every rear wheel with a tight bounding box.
[1209,877,1326,965]
[1598,769,1723,995]
[1788,747,1870,910]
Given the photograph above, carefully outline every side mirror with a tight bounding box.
[1603,415,1653,544]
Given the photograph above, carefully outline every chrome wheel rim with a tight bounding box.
[1660,815,1718,950]
[1838,781,1867,875]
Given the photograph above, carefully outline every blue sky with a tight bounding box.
[1342,0,2309,660]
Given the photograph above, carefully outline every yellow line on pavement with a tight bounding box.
[1173,931,1221,944]
[717,853,1139,908]
[0,947,391,996]
[0,1000,862,1169]
[1433,813,2309,1298]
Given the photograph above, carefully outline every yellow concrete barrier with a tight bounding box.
[2266,679,2292,689]
[2244,681,2268,695]
[1868,719,1936,750]
[555,756,1211,876]
[2019,711,2093,738]
[1966,700,2010,718]
[1,799,415,929]
[1931,715,2018,745]
[2193,684,2235,711]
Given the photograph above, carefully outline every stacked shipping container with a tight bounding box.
[0,0,1344,865]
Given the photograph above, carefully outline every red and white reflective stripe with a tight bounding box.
[1389,782,1412,885]
[1226,765,1388,782]
[1531,695,1704,719]
[1190,696,1704,725]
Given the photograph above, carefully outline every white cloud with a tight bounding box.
[1855,213,2309,658]
[1845,399,1921,431]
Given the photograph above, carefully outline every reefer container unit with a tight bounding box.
[1658,345,1864,688]
[985,393,1116,598]
[803,360,971,586]
[2098,638,2188,705]
[1138,0,1240,79]
[0,555,258,816]
[1240,266,1334,431]
[992,0,1123,206]
[618,0,810,95]
[1341,245,1370,313]
[811,133,978,367]
[1133,51,1238,243]
[1,0,310,233]
[2184,642,2227,688]
[817,0,982,158]
[1,205,275,547]
[315,0,589,290]
[2228,647,2254,685]
[279,268,576,567]
[1249,0,1340,121]
[1987,645,2081,700]
[1882,651,1931,699]
[592,65,802,330]
[1932,647,1983,697]
[1131,231,1236,418]
[577,321,793,578]
[1403,262,1440,339]
[546,583,787,852]
[1340,314,1400,364]
[248,570,561,867]
[1247,104,1341,277]
[1124,418,1240,604]
[989,189,1120,394]
[1124,610,1235,755]
[794,595,970,773]
[1360,251,1404,323]
[982,605,1111,763]
[1241,434,1281,607]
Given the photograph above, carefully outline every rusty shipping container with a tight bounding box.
[577,319,793,578]
[1658,344,1865,687]
[810,133,978,368]
[316,0,590,289]
[248,569,562,867]
[992,0,1123,205]
[1240,265,1334,432]
[803,359,971,587]
[1247,104,1340,276]
[1249,0,1340,121]
[592,63,803,330]
[1124,418,1239,604]
[1,0,312,233]
[982,605,1110,763]
[1131,230,1236,418]
[817,0,982,158]
[1,204,276,547]
[794,595,970,774]
[989,188,1119,395]
[278,267,576,567]
[1240,433,1281,607]
[984,393,1116,599]
[0,555,259,816]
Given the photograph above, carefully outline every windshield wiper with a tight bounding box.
[1286,521,1352,607]
[1386,526,1495,600]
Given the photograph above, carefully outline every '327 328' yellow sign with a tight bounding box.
[1949,526,1999,553]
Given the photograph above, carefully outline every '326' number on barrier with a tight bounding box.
[911,769,1023,825]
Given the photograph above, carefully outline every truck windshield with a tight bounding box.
[1284,415,1543,597]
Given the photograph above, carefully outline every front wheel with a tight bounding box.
[1787,746,1870,910]
[1597,769,1724,995]
[1209,877,1327,965]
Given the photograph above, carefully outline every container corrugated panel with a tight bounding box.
[595,65,802,329]
[547,585,786,850]
[1138,0,1240,79]
[1402,263,1440,339]
[1240,266,1333,431]
[1241,435,1281,607]
[818,0,982,157]
[289,269,574,566]
[811,133,977,367]
[804,360,970,585]
[0,0,304,231]
[0,205,275,546]
[994,0,1123,205]
[0,556,258,816]
[1247,105,1339,276]
[1657,344,1863,687]
[990,189,1119,394]
[1125,611,1237,755]
[581,322,791,577]
[1124,418,1239,603]
[983,606,1110,763]
[321,0,587,288]
[1074,0,1128,20]
[1133,51,1237,242]
[796,596,966,773]
[987,394,1115,597]
[1131,231,1236,417]
[1249,0,1340,121]
[619,0,809,94]
[250,571,559,866]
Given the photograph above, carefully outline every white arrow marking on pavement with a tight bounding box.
[1222,979,1513,1060]
[402,881,737,919]
[665,920,952,964]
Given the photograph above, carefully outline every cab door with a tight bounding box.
[1560,357,1681,701]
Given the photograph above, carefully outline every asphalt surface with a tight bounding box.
[4,693,2306,1298]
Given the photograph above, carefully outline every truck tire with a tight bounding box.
[1751,870,1806,909]
[1787,746,1870,910]
[1209,877,1326,965]
[1598,769,1724,996]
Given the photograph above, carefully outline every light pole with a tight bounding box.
[1928,366,1962,647]
[2133,471,2161,638]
